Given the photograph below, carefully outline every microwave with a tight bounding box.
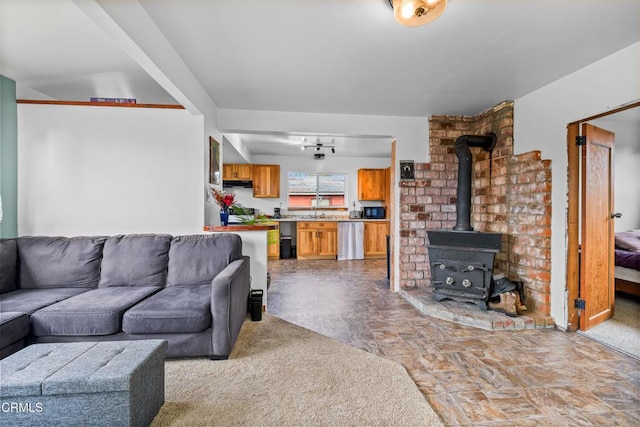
[363,206,386,219]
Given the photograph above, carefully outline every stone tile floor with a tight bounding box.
[267,258,640,426]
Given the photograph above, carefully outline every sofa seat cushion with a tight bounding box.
[0,312,30,349]
[122,285,211,334]
[167,234,242,286]
[18,236,107,289]
[30,287,161,336]
[0,239,18,294]
[99,234,172,287]
[0,288,90,315]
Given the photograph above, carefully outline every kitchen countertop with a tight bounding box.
[203,220,389,231]
[272,217,389,222]
[203,224,278,232]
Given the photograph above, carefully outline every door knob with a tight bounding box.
[611,212,622,219]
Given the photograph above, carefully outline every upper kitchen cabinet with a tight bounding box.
[223,163,253,181]
[357,168,386,201]
[252,164,280,198]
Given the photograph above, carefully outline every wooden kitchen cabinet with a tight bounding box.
[384,167,391,217]
[297,229,317,259]
[364,221,390,258]
[358,168,386,201]
[223,163,253,180]
[252,164,280,198]
[296,221,337,259]
[267,222,280,260]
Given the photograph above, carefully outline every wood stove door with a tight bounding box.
[580,123,615,331]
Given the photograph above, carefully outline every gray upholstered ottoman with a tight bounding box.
[0,340,167,427]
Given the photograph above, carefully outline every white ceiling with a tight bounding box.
[2,0,639,161]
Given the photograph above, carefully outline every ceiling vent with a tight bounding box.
[314,153,325,160]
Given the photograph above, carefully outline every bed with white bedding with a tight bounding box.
[614,230,640,297]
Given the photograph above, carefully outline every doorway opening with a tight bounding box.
[566,101,640,350]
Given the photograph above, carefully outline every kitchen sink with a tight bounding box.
[295,215,323,220]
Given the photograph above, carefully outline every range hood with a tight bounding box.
[223,180,253,189]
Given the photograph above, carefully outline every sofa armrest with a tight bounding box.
[210,256,250,357]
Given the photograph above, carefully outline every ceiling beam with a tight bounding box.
[71,0,218,127]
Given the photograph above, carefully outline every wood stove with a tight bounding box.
[427,133,502,311]
[427,230,501,311]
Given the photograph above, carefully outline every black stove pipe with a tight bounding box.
[453,133,497,231]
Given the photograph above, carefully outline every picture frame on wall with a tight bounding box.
[399,160,415,181]
[209,136,221,185]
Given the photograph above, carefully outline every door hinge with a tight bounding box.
[576,136,586,146]
[574,298,586,310]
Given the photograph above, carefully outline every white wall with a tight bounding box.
[219,154,391,221]
[18,104,204,236]
[590,117,640,232]
[514,42,640,329]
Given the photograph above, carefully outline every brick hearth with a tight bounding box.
[401,287,555,331]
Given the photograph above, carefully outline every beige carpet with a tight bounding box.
[151,314,443,426]
[580,293,640,359]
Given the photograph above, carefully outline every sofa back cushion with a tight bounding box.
[17,236,106,289]
[99,234,172,287]
[167,234,242,286]
[0,239,18,294]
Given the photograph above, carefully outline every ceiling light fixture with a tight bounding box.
[388,0,447,27]
[301,142,337,154]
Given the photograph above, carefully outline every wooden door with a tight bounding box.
[297,229,317,258]
[222,164,234,180]
[317,229,337,257]
[223,164,252,180]
[358,169,386,200]
[580,123,615,330]
[236,164,253,180]
[364,221,390,258]
[267,226,280,260]
[253,165,280,198]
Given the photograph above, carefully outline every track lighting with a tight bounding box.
[300,139,336,154]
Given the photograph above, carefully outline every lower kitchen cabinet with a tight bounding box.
[364,221,390,259]
[267,222,280,260]
[296,221,337,260]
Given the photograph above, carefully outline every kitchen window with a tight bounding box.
[287,172,347,210]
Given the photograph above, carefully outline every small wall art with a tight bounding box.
[400,160,415,181]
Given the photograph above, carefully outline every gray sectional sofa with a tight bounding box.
[0,233,250,360]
